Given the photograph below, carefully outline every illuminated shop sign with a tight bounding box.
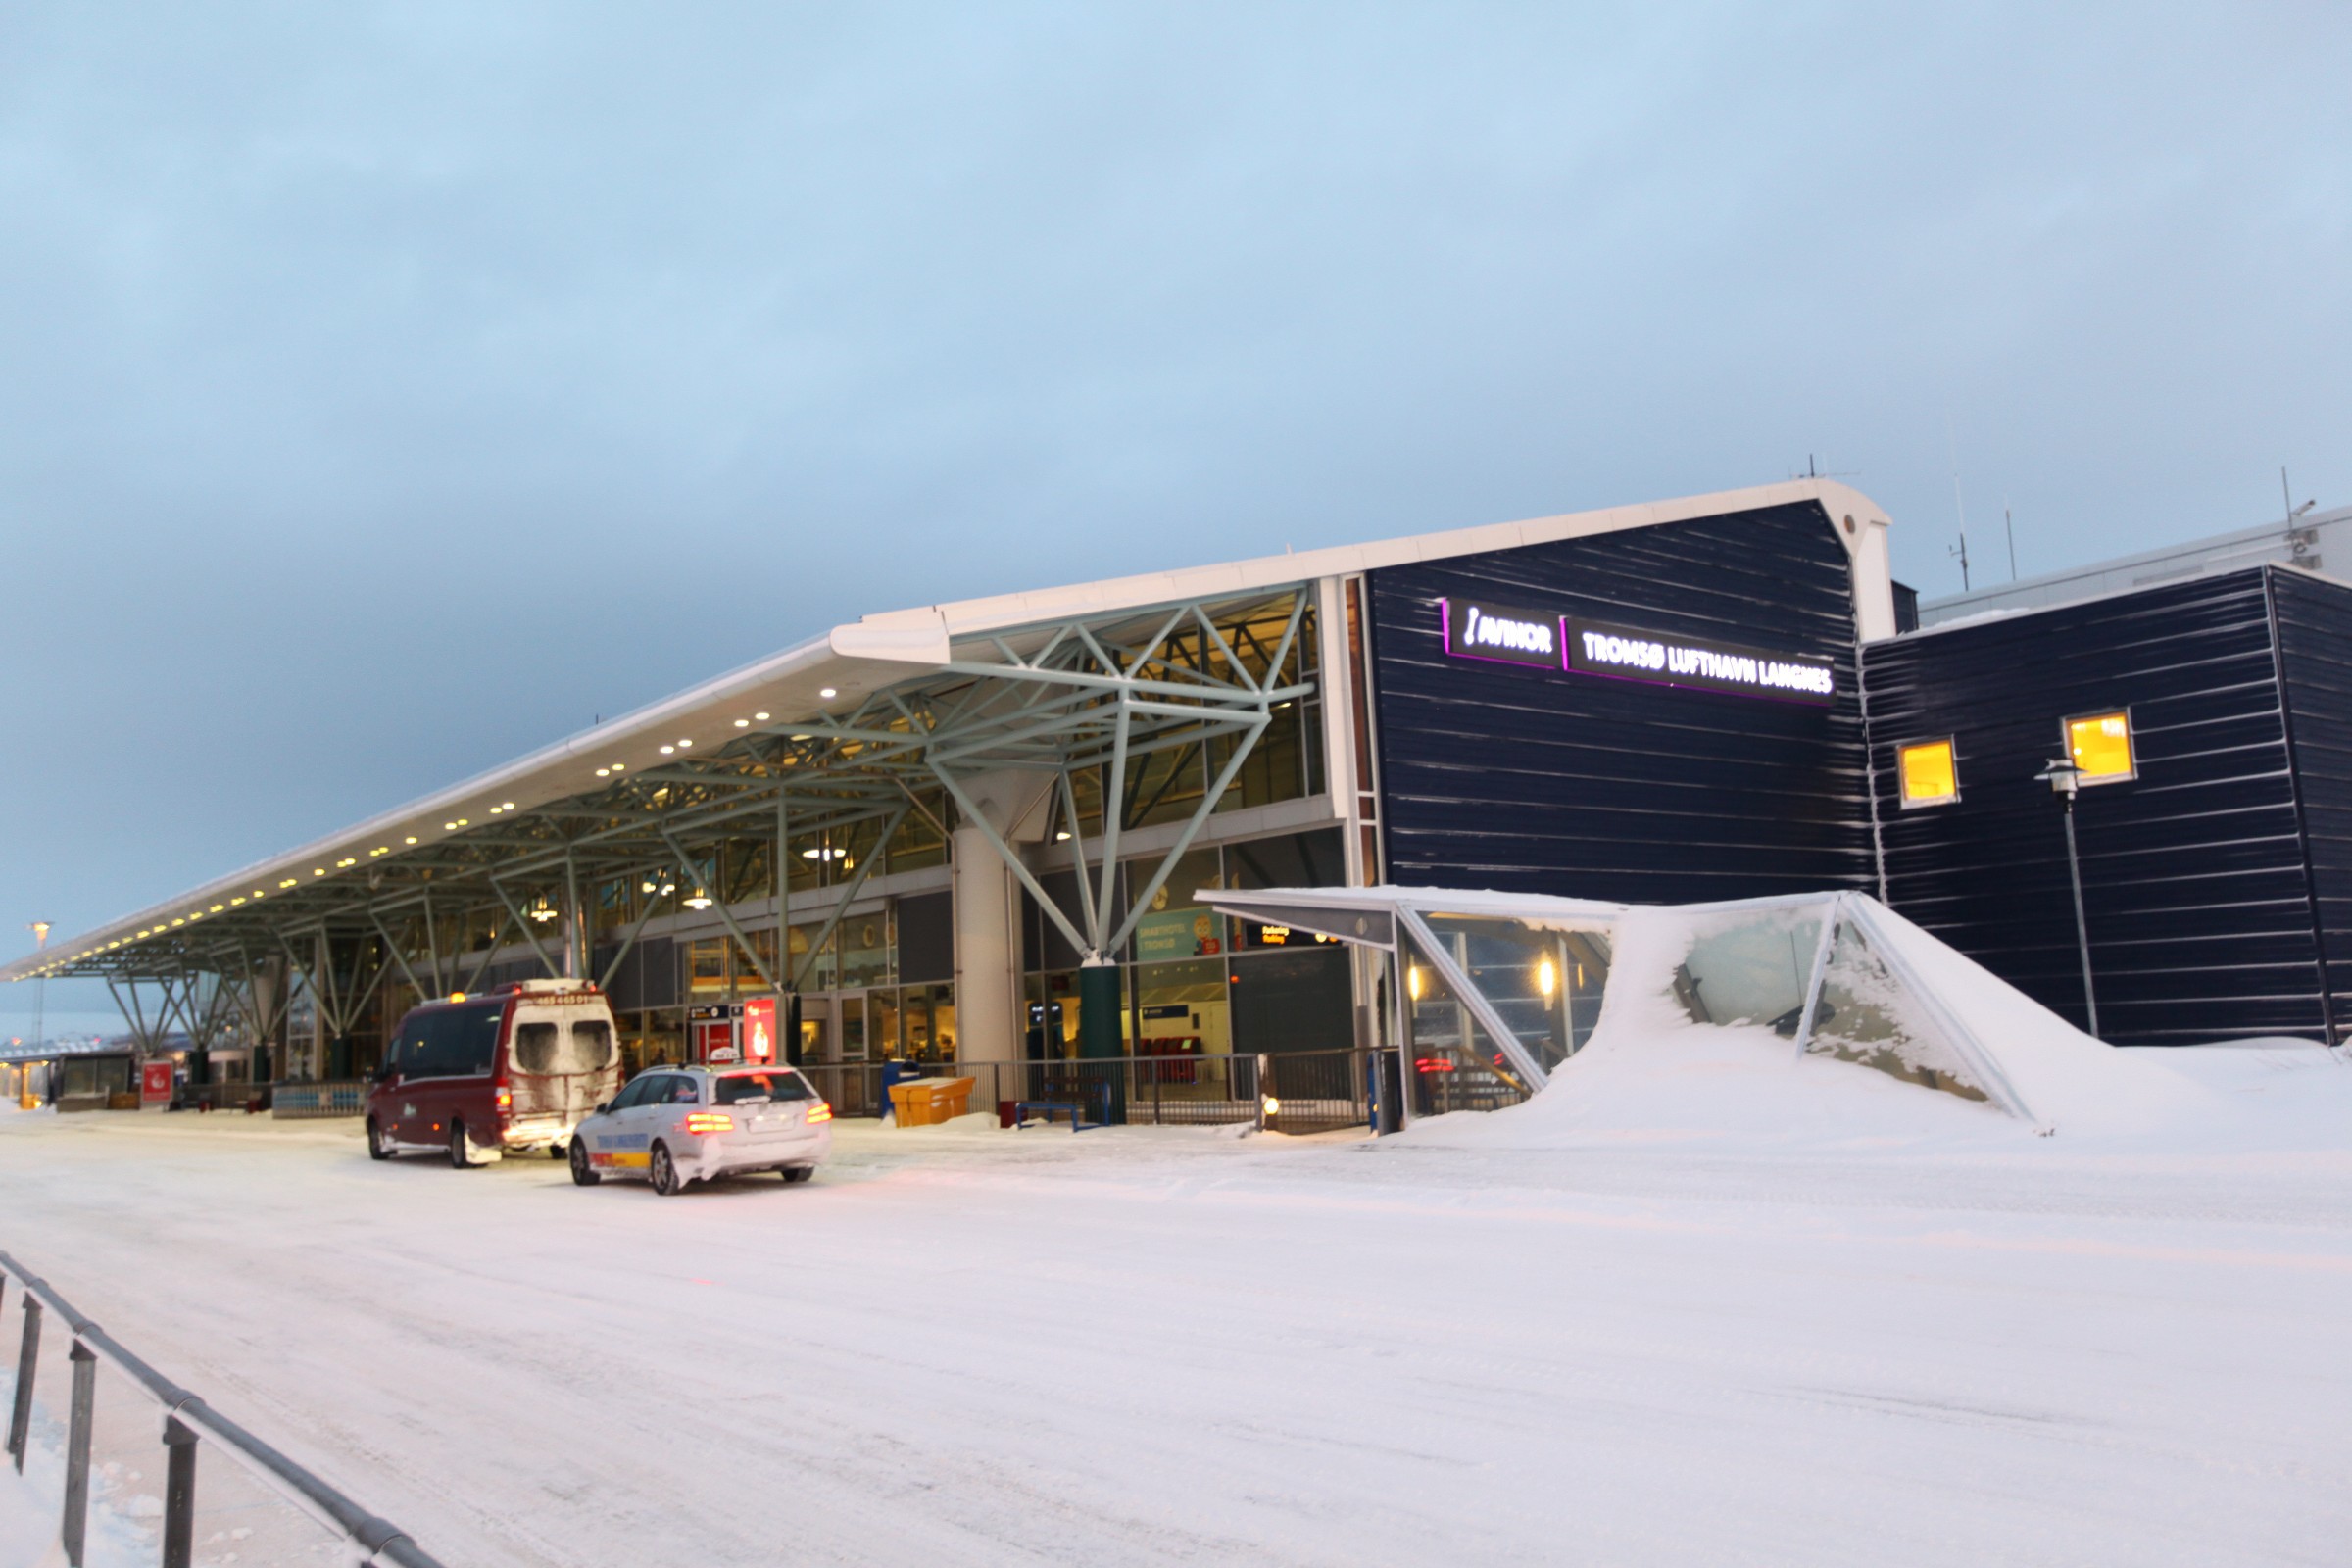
[1441,599,1560,668]
[1565,618,1836,706]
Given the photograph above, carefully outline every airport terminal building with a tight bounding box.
[11,481,2350,1122]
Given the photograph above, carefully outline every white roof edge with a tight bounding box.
[857,476,1891,642]
[6,478,1891,983]
[1918,502,2352,616]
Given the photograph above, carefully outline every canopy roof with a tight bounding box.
[6,477,1889,987]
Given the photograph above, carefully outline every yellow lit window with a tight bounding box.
[1897,738,1959,808]
[2065,710,2135,784]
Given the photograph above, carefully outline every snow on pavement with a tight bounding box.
[0,1090,2346,1568]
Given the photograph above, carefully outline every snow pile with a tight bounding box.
[1405,894,2305,1152]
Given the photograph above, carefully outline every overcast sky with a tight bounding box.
[5,3,2348,1030]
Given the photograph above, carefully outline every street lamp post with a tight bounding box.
[2034,759,2099,1038]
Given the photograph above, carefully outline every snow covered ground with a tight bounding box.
[0,1054,2347,1567]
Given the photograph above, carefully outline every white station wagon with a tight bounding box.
[569,1064,833,1196]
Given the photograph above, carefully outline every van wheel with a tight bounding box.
[448,1121,482,1170]
[549,1142,567,1160]
[649,1143,681,1197]
[568,1140,601,1187]
[367,1119,394,1161]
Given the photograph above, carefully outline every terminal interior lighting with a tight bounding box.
[528,899,561,924]
[1406,964,1423,1002]
[1536,956,1557,998]
[640,879,676,897]
[682,887,714,910]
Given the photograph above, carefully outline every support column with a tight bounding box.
[949,770,1055,1100]
[952,823,1021,1079]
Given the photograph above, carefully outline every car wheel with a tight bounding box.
[649,1142,681,1197]
[449,1121,481,1170]
[567,1139,602,1187]
[549,1142,567,1159]
[781,1166,813,1184]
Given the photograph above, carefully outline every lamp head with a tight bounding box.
[2034,758,2082,797]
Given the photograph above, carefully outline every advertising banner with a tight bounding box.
[139,1060,173,1109]
[742,997,777,1064]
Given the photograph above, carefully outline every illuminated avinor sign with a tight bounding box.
[1565,618,1836,706]
[1441,599,1560,668]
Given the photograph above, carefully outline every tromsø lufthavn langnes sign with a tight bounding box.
[1438,598,1836,706]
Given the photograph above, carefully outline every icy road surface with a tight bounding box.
[0,1107,2346,1567]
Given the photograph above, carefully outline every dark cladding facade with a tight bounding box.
[1362,515,2352,1048]
[1863,565,2352,1046]
[1369,502,1876,904]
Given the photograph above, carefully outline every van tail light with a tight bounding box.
[683,1112,734,1136]
[494,1079,513,1114]
[806,1102,832,1124]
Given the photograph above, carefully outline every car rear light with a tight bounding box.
[682,1112,734,1135]
[806,1102,832,1123]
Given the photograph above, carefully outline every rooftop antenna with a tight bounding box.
[2005,497,2018,582]
[2283,466,2316,526]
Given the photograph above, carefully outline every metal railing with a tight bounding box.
[270,1081,365,1118]
[795,1049,1375,1133]
[0,1250,448,1568]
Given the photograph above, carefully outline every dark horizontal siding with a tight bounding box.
[2271,567,2352,1036]
[1863,567,2321,1045]
[1370,502,1874,903]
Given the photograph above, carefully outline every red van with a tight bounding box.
[366,980,623,1167]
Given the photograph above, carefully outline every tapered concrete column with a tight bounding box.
[952,824,1021,1075]
[949,770,1055,1085]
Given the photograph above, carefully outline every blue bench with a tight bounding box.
[1014,1082,1111,1131]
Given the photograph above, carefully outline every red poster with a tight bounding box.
[742,998,777,1063]
[140,1061,173,1105]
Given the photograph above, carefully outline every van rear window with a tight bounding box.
[513,1017,618,1075]
[714,1071,813,1105]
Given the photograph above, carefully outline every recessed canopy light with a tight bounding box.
[611,762,625,771]
[313,868,325,877]
[753,711,770,721]
[500,801,515,810]
[279,878,297,888]
[677,739,693,749]
[733,719,750,728]
[229,897,245,906]
[210,903,224,912]
[659,745,674,756]
[819,687,837,701]
[369,847,387,857]
[595,767,610,777]
[404,836,418,845]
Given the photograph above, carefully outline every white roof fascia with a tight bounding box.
[5,478,1891,984]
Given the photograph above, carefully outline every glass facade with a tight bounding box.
[1021,827,1349,1074]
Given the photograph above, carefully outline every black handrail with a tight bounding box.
[0,1250,449,1568]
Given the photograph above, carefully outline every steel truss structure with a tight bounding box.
[24,586,1317,1061]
